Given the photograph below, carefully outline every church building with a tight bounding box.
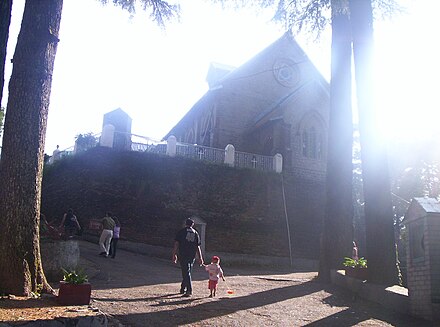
[165,31,329,181]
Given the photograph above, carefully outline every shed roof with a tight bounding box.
[412,197,440,213]
[404,197,440,223]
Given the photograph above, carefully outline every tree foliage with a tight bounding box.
[210,0,402,38]
[75,132,97,153]
[99,0,180,27]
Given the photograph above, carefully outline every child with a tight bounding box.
[204,256,225,297]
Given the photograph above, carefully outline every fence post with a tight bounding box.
[166,135,177,157]
[224,144,235,167]
[100,124,115,148]
[273,153,283,173]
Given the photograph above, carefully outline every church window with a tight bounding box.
[302,127,323,159]
[273,58,300,87]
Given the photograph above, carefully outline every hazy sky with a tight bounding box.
[3,0,440,153]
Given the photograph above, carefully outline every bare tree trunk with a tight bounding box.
[349,0,398,285]
[0,0,63,296]
[0,0,13,106]
[319,1,354,282]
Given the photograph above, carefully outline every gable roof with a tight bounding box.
[404,197,440,223]
[164,31,329,140]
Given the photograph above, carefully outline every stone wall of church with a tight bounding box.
[42,147,324,259]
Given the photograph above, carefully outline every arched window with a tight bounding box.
[302,126,323,160]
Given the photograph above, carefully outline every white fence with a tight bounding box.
[130,135,282,173]
[51,131,283,173]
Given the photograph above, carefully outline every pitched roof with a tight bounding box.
[164,31,329,140]
[412,197,440,213]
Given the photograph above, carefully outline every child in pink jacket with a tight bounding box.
[204,256,225,297]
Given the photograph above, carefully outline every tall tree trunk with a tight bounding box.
[0,0,13,107]
[349,0,398,285]
[319,0,353,282]
[0,0,63,296]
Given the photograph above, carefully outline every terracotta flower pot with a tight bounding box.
[345,267,368,280]
[58,281,91,305]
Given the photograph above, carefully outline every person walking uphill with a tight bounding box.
[109,216,120,259]
[172,218,204,297]
[99,212,115,257]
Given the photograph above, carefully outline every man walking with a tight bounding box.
[99,212,115,257]
[172,218,204,297]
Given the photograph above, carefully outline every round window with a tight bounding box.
[273,58,300,87]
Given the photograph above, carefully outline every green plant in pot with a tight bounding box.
[343,257,367,269]
[58,268,91,305]
[343,257,368,280]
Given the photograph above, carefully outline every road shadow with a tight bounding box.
[305,304,432,327]
[302,286,433,327]
[108,281,433,327]
[111,280,324,326]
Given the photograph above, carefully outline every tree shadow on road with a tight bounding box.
[111,280,324,326]
[304,287,433,327]
[304,306,432,327]
[110,280,432,327]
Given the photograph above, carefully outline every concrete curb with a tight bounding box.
[331,269,410,314]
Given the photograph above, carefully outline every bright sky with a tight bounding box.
[3,0,440,153]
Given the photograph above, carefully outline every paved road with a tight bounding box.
[78,240,432,327]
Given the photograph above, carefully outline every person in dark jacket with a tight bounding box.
[109,216,120,259]
[59,208,81,237]
[172,217,204,297]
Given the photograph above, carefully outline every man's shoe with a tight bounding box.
[99,252,106,256]
[182,293,191,297]
[179,289,185,294]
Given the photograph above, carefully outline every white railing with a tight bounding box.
[175,143,225,164]
[132,142,166,153]
[51,130,282,173]
[235,150,274,171]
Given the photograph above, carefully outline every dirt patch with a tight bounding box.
[0,295,105,323]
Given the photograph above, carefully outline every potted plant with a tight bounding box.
[343,257,368,280]
[57,268,91,305]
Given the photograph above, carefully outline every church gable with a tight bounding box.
[165,31,329,175]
